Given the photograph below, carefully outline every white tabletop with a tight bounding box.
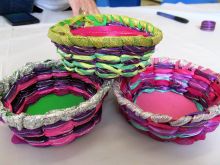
[0,3,220,165]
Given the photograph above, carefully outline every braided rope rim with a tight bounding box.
[0,60,113,130]
[48,14,163,48]
[113,58,220,126]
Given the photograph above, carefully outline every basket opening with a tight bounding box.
[69,19,151,36]
[120,59,220,120]
[70,25,149,37]
[25,94,85,115]
[3,70,102,115]
[136,91,199,120]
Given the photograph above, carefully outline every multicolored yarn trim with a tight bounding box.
[113,58,220,144]
[48,14,162,78]
[0,60,112,147]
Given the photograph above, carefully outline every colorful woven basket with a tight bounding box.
[48,14,163,78]
[0,60,112,147]
[113,58,220,145]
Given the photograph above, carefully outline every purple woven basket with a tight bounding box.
[0,60,112,147]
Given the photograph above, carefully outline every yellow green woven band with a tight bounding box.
[57,49,152,78]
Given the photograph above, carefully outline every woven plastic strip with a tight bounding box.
[56,46,153,78]
[48,14,163,78]
[113,57,220,144]
[0,60,112,147]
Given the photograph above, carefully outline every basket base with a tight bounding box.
[26,93,85,115]
[136,91,199,120]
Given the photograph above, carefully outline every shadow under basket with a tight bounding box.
[113,58,220,145]
[0,60,111,147]
[48,14,163,78]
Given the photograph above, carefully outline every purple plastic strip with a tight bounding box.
[55,42,155,56]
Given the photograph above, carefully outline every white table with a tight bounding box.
[0,3,220,165]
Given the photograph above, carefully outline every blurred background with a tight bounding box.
[1,0,220,15]
[96,0,220,6]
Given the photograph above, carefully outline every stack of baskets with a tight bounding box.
[1,14,220,146]
[0,14,162,147]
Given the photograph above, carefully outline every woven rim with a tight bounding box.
[48,14,163,48]
[0,60,112,131]
[113,57,220,126]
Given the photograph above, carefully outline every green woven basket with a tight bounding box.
[48,14,163,78]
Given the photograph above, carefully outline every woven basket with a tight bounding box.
[0,60,112,147]
[113,58,220,144]
[48,14,163,78]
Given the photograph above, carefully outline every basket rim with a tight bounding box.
[0,60,112,130]
[113,57,220,126]
[48,14,163,48]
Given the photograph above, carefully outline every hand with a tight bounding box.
[68,0,100,16]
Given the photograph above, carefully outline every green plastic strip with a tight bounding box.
[26,94,85,115]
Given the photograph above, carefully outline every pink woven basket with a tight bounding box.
[113,58,220,145]
[0,60,112,147]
